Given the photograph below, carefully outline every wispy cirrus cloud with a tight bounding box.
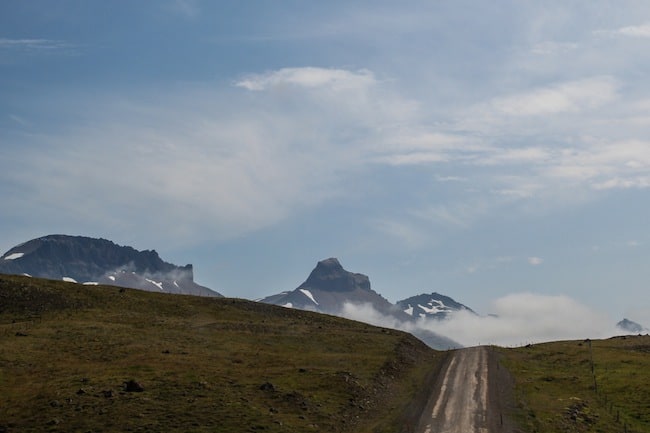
[2,64,648,253]
[0,38,81,61]
[531,41,579,55]
[598,22,650,38]
[0,38,75,51]
[235,67,377,91]
[167,0,200,18]
[489,76,619,116]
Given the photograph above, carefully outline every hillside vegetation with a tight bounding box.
[0,274,443,433]
[499,336,650,433]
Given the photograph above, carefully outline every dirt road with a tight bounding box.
[416,346,507,433]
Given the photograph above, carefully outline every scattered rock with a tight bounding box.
[76,388,86,395]
[259,382,275,392]
[15,332,28,337]
[124,380,144,392]
[102,389,114,398]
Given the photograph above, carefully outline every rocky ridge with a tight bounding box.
[0,234,220,297]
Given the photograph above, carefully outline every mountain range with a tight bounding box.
[0,234,221,297]
[0,236,469,349]
[258,257,465,349]
[3,234,643,349]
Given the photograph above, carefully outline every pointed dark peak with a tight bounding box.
[316,257,343,271]
[300,257,370,292]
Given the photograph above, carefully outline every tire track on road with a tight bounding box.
[418,346,490,433]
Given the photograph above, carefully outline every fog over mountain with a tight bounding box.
[342,293,628,347]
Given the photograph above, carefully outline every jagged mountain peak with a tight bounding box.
[301,257,370,293]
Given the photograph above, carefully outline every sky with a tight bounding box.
[1,1,649,332]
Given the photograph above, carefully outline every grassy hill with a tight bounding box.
[498,336,650,433]
[0,274,444,433]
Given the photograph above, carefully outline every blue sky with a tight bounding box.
[1,1,649,329]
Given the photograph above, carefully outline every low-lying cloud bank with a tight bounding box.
[339,293,626,348]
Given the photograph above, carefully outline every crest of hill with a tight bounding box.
[0,234,221,297]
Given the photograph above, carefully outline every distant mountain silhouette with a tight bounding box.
[0,234,221,297]
[617,318,646,334]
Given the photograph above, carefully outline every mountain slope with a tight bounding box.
[0,234,221,297]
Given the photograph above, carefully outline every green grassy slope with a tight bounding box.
[0,274,443,433]
[498,336,650,433]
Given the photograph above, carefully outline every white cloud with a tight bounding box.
[168,0,200,18]
[337,294,618,348]
[593,177,650,190]
[603,23,650,38]
[370,218,431,250]
[478,147,550,166]
[0,38,74,52]
[235,67,376,92]
[528,257,544,266]
[531,41,579,55]
[411,201,490,229]
[421,293,616,346]
[0,67,419,247]
[490,76,619,116]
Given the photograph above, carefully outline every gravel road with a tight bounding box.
[416,346,508,433]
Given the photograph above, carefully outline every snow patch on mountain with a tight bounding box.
[3,252,24,260]
[62,277,77,283]
[146,278,164,291]
[418,300,449,315]
[299,288,319,305]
